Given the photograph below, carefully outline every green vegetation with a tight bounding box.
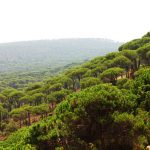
[0,39,121,72]
[0,33,149,150]
[0,39,121,90]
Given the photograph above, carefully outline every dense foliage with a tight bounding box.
[0,33,149,150]
[0,39,121,72]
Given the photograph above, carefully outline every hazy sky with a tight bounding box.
[0,0,149,43]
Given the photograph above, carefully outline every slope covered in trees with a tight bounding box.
[0,38,121,90]
[0,33,150,150]
[0,39,121,72]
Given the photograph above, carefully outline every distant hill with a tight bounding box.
[0,39,122,72]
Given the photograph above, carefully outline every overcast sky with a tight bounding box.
[0,0,149,43]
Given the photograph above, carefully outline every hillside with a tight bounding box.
[0,32,149,150]
[0,39,121,72]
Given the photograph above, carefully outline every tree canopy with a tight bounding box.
[0,32,149,150]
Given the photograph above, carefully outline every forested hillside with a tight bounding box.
[0,39,121,72]
[0,38,121,91]
[0,33,150,150]
[0,38,120,91]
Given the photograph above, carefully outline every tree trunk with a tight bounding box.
[27,111,31,126]
[137,59,140,69]
[133,59,138,70]
[72,80,75,90]
[19,117,22,128]
[0,112,1,130]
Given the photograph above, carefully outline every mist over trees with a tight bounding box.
[0,39,121,72]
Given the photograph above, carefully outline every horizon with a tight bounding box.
[0,0,149,43]
[0,37,123,45]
